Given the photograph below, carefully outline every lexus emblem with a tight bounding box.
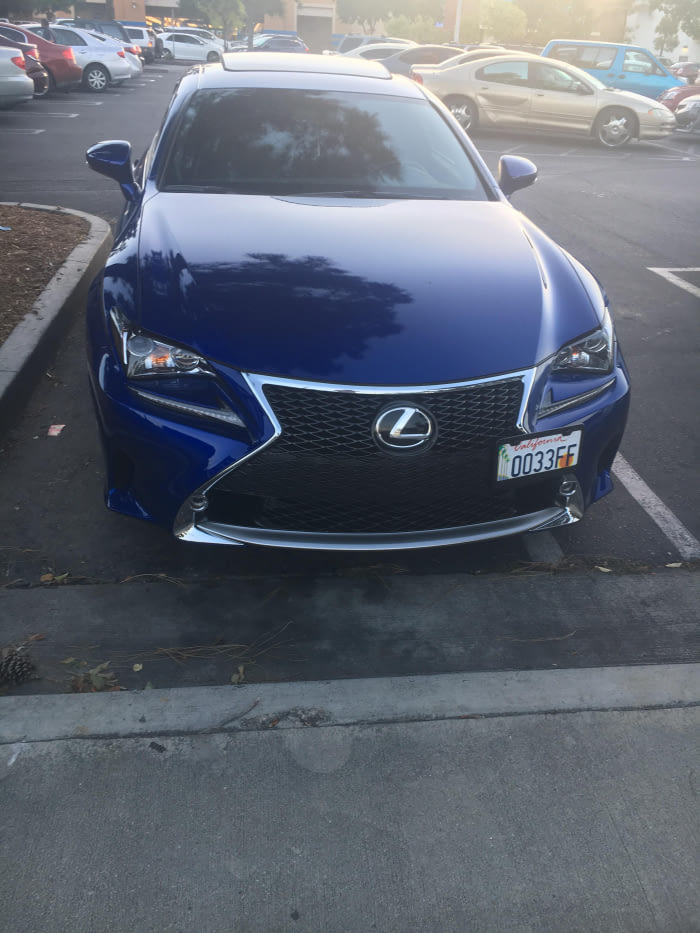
[373,405,435,452]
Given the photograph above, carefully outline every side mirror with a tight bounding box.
[497,155,537,198]
[86,140,141,202]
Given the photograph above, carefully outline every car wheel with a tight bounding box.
[83,64,110,93]
[206,51,221,63]
[444,96,479,132]
[162,48,173,60]
[594,108,636,148]
[33,79,49,99]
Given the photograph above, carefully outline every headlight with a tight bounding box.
[109,307,245,429]
[110,307,210,378]
[552,309,614,374]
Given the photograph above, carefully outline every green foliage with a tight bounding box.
[512,0,591,45]
[384,13,446,42]
[482,0,527,42]
[651,0,700,42]
[176,0,283,41]
[336,0,394,33]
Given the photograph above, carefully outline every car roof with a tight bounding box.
[546,38,654,51]
[220,51,393,80]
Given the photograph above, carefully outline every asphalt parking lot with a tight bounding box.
[1,64,698,693]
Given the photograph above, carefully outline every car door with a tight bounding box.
[614,48,679,98]
[172,34,207,61]
[473,59,532,126]
[46,26,91,68]
[529,61,598,133]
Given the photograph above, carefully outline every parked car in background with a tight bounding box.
[58,18,132,45]
[541,39,683,98]
[159,31,223,62]
[332,34,414,55]
[85,53,630,549]
[344,42,418,61]
[376,43,472,75]
[674,93,700,132]
[0,33,49,96]
[669,61,699,83]
[0,44,34,107]
[228,33,309,53]
[166,27,224,47]
[414,51,676,146]
[657,82,700,111]
[0,23,81,90]
[408,46,509,78]
[26,23,132,92]
[123,26,157,63]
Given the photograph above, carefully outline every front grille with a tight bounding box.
[208,379,549,534]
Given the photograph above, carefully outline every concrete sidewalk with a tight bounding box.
[2,666,700,932]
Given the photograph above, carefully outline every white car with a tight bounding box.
[343,42,418,61]
[159,31,223,63]
[0,45,34,108]
[27,23,132,91]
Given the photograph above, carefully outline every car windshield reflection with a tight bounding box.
[161,88,488,200]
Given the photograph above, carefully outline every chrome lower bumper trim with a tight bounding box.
[174,505,581,550]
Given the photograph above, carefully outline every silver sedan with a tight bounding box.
[413,52,677,147]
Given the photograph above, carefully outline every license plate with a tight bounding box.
[496,429,582,482]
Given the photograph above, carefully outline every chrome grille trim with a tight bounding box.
[173,368,539,543]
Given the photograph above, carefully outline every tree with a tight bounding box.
[177,0,282,45]
[482,0,527,43]
[336,0,395,34]
[650,0,700,48]
[513,0,590,46]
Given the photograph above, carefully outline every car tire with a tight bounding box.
[594,108,636,148]
[444,96,479,132]
[33,79,49,99]
[162,48,173,60]
[206,51,221,63]
[83,64,110,93]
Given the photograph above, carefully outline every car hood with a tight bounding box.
[131,193,602,384]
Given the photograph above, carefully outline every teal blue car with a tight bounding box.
[541,39,684,99]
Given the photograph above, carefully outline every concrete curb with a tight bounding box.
[3,663,700,744]
[0,203,112,434]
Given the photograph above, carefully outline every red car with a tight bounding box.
[658,82,700,112]
[0,23,81,90]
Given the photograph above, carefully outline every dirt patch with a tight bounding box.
[0,205,91,346]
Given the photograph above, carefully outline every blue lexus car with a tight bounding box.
[85,53,630,550]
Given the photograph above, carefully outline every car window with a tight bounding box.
[161,88,488,200]
[402,47,455,65]
[623,49,663,75]
[51,28,87,46]
[477,60,529,85]
[533,62,587,93]
[337,37,363,53]
[0,25,27,43]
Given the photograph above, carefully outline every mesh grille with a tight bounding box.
[210,379,535,534]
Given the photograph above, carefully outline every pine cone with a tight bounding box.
[0,647,36,685]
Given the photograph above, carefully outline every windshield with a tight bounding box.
[160,88,488,200]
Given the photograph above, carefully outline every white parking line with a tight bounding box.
[2,128,44,134]
[613,454,700,560]
[648,267,700,300]
[9,111,79,118]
